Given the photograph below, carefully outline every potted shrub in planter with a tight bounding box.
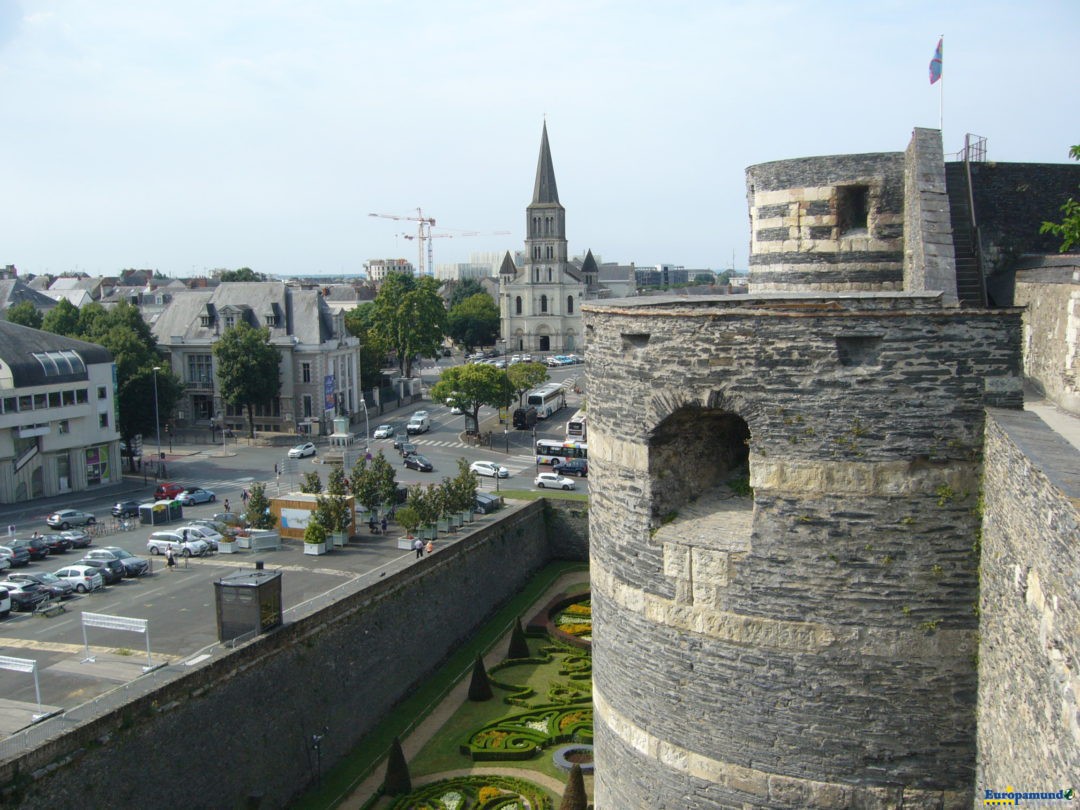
[315,466,352,547]
[396,505,420,539]
[218,535,237,554]
[350,451,398,538]
[451,458,479,523]
[240,482,276,549]
[303,517,328,556]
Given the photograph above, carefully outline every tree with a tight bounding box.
[214,321,282,439]
[5,301,42,328]
[1040,144,1080,251]
[371,273,447,378]
[507,616,530,660]
[350,451,397,517]
[559,764,588,810]
[41,298,81,336]
[447,458,479,514]
[314,466,352,538]
[468,654,493,701]
[219,267,266,282]
[395,505,420,538]
[382,737,412,796]
[447,292,499,354]
[694,272,716,285]
[430,364,513,434]
[343,302,390,390]
[244,482,276,529]
[300,471,323,494]
[506,362,549,408]
[448,278,485,310]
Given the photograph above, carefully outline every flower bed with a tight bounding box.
[386,774,553,809]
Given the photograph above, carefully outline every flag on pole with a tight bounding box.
[929,38,943,84]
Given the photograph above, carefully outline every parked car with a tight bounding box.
[553,458,589,477]
[41,534,73,554]
[84,547,150,578]
[470,460,509,479]
[6,571,75,600]
[59,529,92,549]
[147,531,209,558]
[78,556,125,585]
[178,488,216,506]
[112,500,142,518]
[403,454,434,472]
[154,482,185,500]
[288,442,317,459]
[534,472,576,490]
[0,586,10,619]
[0,544,31,567]
[46,509,97,529]
[373,424,395,439]
[187,518,239,539]
[11,537,50,560]
[0,555,10,573]
[1,579,50,609]
[212,512,246,528]
[179,524,222,551]
[52,565,104,594]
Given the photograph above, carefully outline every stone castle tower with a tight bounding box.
[584,128,1029,807]
[499,122,586,353]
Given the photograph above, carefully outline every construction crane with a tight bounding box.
[369,208,437,275]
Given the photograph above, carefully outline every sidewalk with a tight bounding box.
[335,569,590,809]
[1023,383,1080,453]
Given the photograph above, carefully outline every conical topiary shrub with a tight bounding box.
[382,736,411,796]
[468,654,493,701]
[559,763,588,810]
[507,616,530,660]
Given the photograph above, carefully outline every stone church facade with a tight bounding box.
[498,123,595,354]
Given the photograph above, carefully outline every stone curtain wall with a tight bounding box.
[544,498,590,560]
[903,127,958,304]
[583,295,1022,809]
[745,152,905,293]
[978,410,1080,792]
[1,501,556,809]
[1015,263,1080,414]
[966,161,1080,274]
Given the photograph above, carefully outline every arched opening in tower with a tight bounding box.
[648,405,752,529]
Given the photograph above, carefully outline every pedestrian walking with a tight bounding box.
[166,546,176,571]
[412,538,423,559]
[425,540,434,556]
[241,489,249,505]
[381,516,387,534]
[224,498,230,513]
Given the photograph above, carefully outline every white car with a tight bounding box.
[53,564,105,593]
[534,472,576,490]
[373,424,395,439]
[179,524,223,551]
[147,531,210,558]
[0,585,10,618]
[470,460,509,479]
[288,442,317,459]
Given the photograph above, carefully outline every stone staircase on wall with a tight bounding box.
[945,162,987,307]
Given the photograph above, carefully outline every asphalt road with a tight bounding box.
[0,362,587,722]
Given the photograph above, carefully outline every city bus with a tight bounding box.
[566,409,587,441]
[535,438,588,466]
[525,383,567,419]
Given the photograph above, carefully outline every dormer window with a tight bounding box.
[265,314,278,327]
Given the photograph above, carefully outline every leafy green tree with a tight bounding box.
[506,361,550,408]
[395,505,420,538]
[447,458,479,513]
[303,516,327,546]
[559,764,588,810]
[219,267,266,282]
[694,272,716,285]
[448,278,485,309]
[343,302,390,390]
[430,363,513,434]
[315,466,352,538]
[447,292,499,354]
[368,451,399,509]
[371,273,447,378]
[300,471,323,494]
[4,301,42,328]
[244,482,276,529]
[1040,144,1080,251]
[214,321,282,439]
[41,298,81,335]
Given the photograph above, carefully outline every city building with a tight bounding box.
[365,258,415,282]
[0,321,120,503]
[151,281,362,437]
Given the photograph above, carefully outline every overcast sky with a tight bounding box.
[2,1,1076,278]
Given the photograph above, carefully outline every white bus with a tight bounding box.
[525,383,566,419]
[535,438,588,465]
[566,409,587,441]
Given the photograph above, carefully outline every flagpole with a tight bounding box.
[939,35,944,134]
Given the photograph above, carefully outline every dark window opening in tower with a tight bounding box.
[567,296,574,314]
[648,406,753,530]
[515,296,522,315]
[541,294,548,313]
[837,185,870,235]
[548,268,552,281]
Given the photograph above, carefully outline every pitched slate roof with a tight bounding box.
[0,321,113,387]
[0,280,59,312]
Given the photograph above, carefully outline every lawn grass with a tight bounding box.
[491,489,589,502]
[294,561,589,810]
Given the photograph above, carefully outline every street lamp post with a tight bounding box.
[152,367,162,478]
[362,400,370,451]
[504,424,509,454]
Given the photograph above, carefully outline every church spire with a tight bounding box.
[531,121,560,205]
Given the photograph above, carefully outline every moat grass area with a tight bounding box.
[483,488,589,503]
[294,560,590,810]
